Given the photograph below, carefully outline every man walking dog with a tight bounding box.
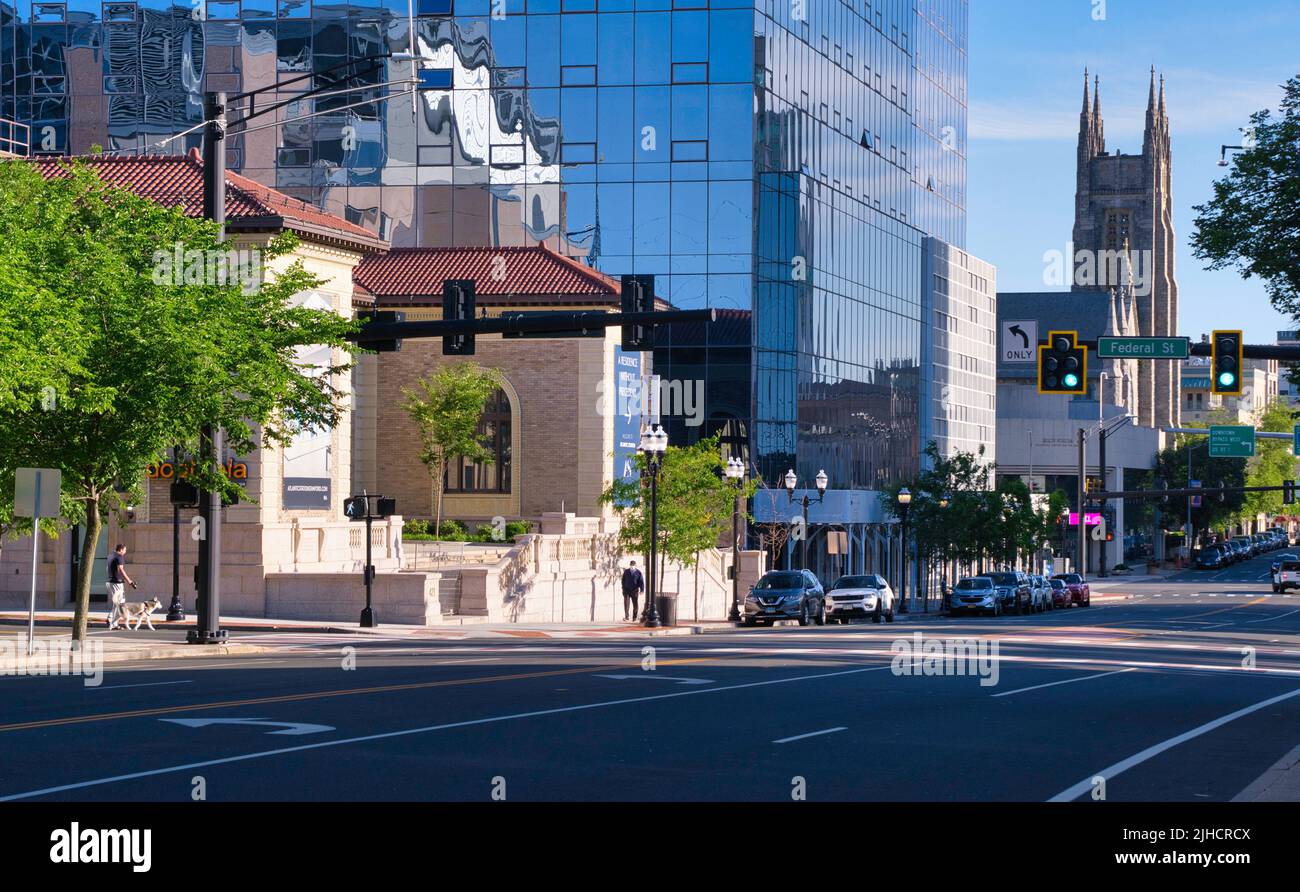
[106,543,137,630]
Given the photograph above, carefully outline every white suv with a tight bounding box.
[1273,558,1300,593]
[824,574,896,624]
[1029,575,1053,613]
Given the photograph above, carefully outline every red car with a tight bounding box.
[1047,578,1072,608]
[1051,573,1091,607]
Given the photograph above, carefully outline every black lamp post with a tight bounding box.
[641,425,668,628]
[784,468,828,570]
[897,487,912,613]
[725,456,746,622]
[927,492,950,613]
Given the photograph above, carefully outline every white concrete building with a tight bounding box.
[920,237,998,466]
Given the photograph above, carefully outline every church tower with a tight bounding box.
[1072,68,1179,430]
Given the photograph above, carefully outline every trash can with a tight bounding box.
[655,594,678,627]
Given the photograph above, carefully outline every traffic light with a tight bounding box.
[443,279,476,355]
[620,274,655,351]
[1285,480,1296,506]
[1211,329,1243,395]
[1038,330,1087,395]
[357,310,405,353]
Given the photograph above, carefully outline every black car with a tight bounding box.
[1194,546,1224,570]
[742,569,826,627]
[986,571,1032,615]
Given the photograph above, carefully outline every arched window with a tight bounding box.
[445,388,512,494]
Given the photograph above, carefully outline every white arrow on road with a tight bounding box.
[593,674,714,685]
[160,717,335,736]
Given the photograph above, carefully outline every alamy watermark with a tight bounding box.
[890,632,1000,687]
[1042,242,1152,297]
[0,638,103,686]
[151,242,264,292]
[596,375,705,427]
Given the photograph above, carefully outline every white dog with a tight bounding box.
[119,597,163,631]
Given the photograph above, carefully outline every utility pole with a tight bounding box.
[189,90,228,645]
[1098,427,1108,577]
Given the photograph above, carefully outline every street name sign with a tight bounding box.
[1096,336,1189,359]
[1293,424,1300,455]
[1209,425,1256,458]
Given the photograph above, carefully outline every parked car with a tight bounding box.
[1275,560,1300,593]
[1234,535,1258,558]
[742,570,825,627]
[1272,558,1300,593]
[1269,552,1298,575]
[948,576,999,616]
[987,571,1033,615]
[1048,577,1072,609]
[1194,546,1225,571]
[1051,573,1091,607]
[1029,575,1053,612]
[825,574,895,624]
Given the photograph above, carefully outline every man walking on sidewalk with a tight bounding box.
[106,544,137,630]
[621,560,644,622]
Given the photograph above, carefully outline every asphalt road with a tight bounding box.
[2,567,1298,802]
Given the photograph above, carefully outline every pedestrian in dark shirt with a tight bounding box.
[621,561,644,622]
[106,544,137,630]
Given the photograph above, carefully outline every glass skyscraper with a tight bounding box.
[2,0,968,560]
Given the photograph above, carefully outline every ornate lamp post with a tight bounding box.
[897,487,913,613]
[641,425,668,628]
[725,456,746,622]
[784,469,828,570]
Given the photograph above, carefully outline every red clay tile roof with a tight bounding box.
[27,149,386,252]
[354,245,668,308]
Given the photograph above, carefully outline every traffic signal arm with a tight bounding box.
[351,308,718,346]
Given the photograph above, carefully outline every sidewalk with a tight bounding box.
[1232,744,1300,802]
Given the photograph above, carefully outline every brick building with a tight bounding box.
[353,245,666,527]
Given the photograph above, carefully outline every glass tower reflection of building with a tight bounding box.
[1,0,967,496]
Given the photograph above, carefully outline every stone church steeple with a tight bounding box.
[1073,68,1179,430]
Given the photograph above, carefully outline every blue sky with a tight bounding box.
[967,0,1298,344]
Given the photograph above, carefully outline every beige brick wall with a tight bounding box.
[374,325,625,525]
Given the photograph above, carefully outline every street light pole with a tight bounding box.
[641,426,667,628]
[784,469,828,573]
[725,457,745,622]
[1077,427,1087,578]
[897,487,912,613]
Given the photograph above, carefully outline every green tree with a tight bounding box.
[1154,435,1247,538]
[1242,400,1297,522]
[1192,77,1300,324]
[0,160,360,641]
[402,362,503,538]
[600,435,758,584]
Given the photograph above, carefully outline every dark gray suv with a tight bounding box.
[742,570,826,627]
[986,571,1032,615]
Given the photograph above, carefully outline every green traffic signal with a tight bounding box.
[1063,373,1079,388]
[1218,371,1236,388]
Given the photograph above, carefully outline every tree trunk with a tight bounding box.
[433,458,445,540]
[72,495,100,643]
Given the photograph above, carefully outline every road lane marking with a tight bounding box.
[161,717,335,736]
[1049,686,1300,802]
[991,668,1136,698]
[0,665,896,801]
[773,727,847,744]
[0,657,718,734]
[94,680,193,691]
[593,674,714,685]
[1243,609,1300,624]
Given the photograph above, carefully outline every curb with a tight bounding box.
[0,616,370,634]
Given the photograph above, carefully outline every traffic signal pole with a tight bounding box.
[190,90,228,646]
[1077,428,1087,577]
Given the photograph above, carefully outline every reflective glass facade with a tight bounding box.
[1,0,967,502]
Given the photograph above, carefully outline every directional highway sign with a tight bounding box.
[1209,425,1255,458]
